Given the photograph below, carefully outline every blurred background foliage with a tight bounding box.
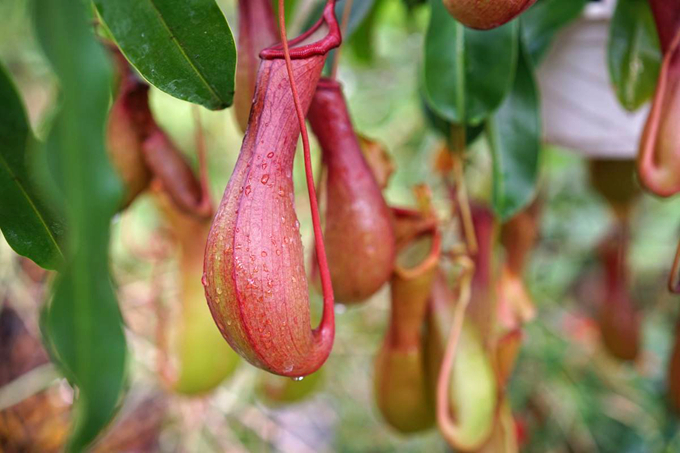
[2,0,680,451]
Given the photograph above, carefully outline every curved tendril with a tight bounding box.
[435,255,476,446]
[277,0,335,332]
[452,152,478,255]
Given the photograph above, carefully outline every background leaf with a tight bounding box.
[0,63,64,270]
[423,0,518,125]
[487,38,541,221]
[608,0,661,111]
[348,0,385,63]
[521,0,588,65]
[94,0,236,110]
[33,0,127,450]
[272,0,299,24]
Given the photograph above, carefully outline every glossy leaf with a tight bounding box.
[0,63,64,270]
[421,92,485,147]
[94,0,236,110]
[423,0,518,125]
[608,0,661,111]
[520,0,588,65]
[487,38,541,221]
[34,0,127,450]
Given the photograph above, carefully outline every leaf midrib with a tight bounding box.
[144,0,223,107]
[0,143,63,264]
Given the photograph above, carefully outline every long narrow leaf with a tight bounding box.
[487,38,541,221]
[0,63,64,270]
[608,0,661,111]
[33,0,128,450]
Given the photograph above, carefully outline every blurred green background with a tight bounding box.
[2,0,680,451]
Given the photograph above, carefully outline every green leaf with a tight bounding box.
[487,38,541,221]
[421,92,485,147]
[608,0,661,111]
[272,0,299,24]
[94,0,236,110]
[34,0,128,451]
[423,0,518,125]
[0,63,65,270]
[520,0,588,65]
[348,0,383,63]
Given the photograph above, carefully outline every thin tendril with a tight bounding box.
[436,255,475,446]
[330,0,353,80]
[278,0,335,328]
[453,153,478,255]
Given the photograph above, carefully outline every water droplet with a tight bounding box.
[261,163,267,170]
[201,274,208,286]
[294,220,300,230]
[245,185,252,196]
[216,287,223,295]
[267,152,275,158]
[261,174,270,184]
[292,376,304,382]
[227,320,232,326]
[250,254,256,262]
[278,187,285,197]
[261,250,268,257]
[276,249,282,256]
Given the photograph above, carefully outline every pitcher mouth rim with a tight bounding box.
[260,1,341,61]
